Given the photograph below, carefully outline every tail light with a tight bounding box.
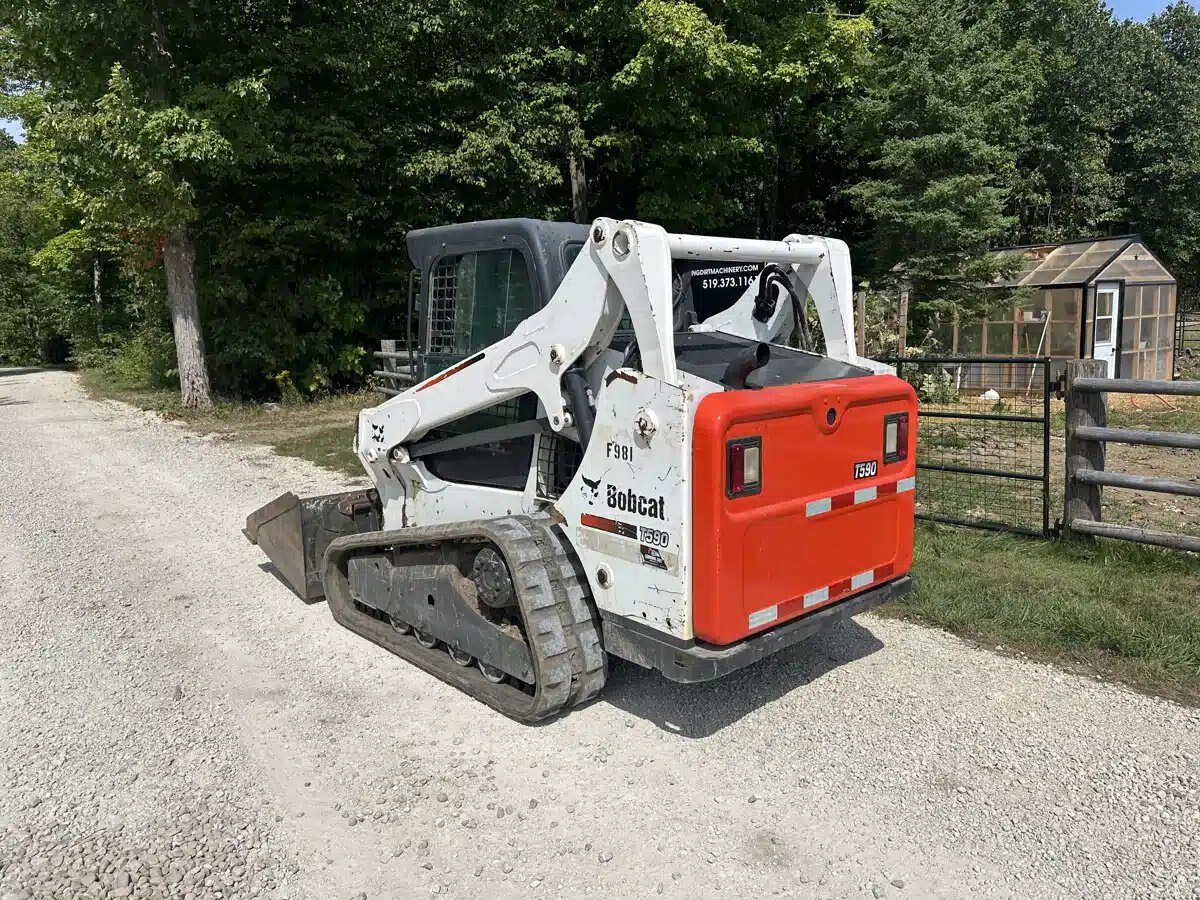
[727,437,762,498]
[884,413,909,464]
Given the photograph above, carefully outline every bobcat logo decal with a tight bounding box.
[580,475,602,505]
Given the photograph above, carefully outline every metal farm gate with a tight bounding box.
[881,356,1055,538]
[1178,294,1200,366]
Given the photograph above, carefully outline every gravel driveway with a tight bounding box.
[1,368,1197,900]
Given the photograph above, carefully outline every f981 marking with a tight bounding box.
[606,441,634,462]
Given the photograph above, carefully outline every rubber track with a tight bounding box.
[322,512,606,722]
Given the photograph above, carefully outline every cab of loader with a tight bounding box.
[400,217,806,383]
[391,217,870,495]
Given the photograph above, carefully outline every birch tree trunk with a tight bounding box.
[93,258,102,341]
[163,224,214,409]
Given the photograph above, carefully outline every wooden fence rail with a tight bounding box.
[375,339,418,396]
[1063,359,1200,553]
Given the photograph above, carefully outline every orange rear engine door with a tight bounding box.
[691,375,917,645]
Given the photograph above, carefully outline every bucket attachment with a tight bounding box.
[244,489,381,600]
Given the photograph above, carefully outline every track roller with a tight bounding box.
[414,629,440,649]
[448,647,474,667]
[479,662,507,684]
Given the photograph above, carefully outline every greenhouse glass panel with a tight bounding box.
[986,322,1015,355]
[959,322,983,354]
[1050,323,1077,355]
[1140,317,1157,348]
[1159,316,1174,349]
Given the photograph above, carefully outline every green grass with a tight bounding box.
[79,368,182,413]
[273,424,362,475]
[882,524,1200,704]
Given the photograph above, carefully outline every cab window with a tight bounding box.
[427,248,536,357]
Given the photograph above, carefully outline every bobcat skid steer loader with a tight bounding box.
[245,217,917,721]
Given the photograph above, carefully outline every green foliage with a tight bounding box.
[995,0,1125,242]
[1111,4,1200,307]
[918,369,958,405]
[2,0,1200,388]
[73,327,177,390]
[848,0,1035,319]
[0,134,68,364]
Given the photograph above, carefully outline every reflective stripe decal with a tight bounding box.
[803,587,829,609]
[854,486,877,505]
[786,562,897,620]
[748,606,779,629]
[414,351,485,393]
[805,476,916,518]
[805,497,832,517]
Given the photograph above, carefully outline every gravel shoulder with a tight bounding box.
[1,368,1197,900]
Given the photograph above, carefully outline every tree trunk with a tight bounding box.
[569,154,588,224]
[163,225,213,409]
[93,257,103,341]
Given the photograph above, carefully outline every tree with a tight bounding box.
[1,0,413,401]
[847,0,1036,324]
[392,0,870,237]
[0,2,292,406]
[989,0,1124,243]
[0,134,65,363]
[1111,3,1200,303]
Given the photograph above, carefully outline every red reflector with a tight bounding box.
[729,443,745,495]
[896,414,910,461]
[726,437,762,498]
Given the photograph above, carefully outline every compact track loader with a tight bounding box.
[246,218,917,721]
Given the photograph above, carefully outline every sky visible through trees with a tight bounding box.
[1111,0,1188,18]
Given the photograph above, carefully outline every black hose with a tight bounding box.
[753,264,813,352]
[563,368,595,449]
[752,266,788,323]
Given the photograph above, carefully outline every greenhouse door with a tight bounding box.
[1093,283,1120,378]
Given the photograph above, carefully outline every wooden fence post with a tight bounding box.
[380,339,397,382]
[856,290,867,355]
[1063,359,1108,539]
[897,289,909,354]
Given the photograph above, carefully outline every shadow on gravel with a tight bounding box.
[601,619,883,738]
[0,366,52,378]
[0,396,28,406]
[258,562,326,605]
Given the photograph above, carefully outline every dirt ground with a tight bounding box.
[1,368,1198,900]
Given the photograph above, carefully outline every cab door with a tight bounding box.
[423,247,538,381]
